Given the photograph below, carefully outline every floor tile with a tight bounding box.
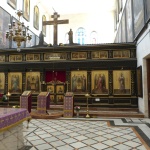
[91,143,109,149]
[26,136,41,141]
[82,139,98,145]
[29,139,46,146]
[56,145,74,150]
[63,137,77,144]
[50,140,66,147]
[38,133,52,139]
[44,137,58,143]
[70,141,86,149]
[19,118,150,150]
[102,140,118,146]
[114,144,131,150]
[73,135,88,141]
[35,143,53,150]
[79,146,97,150]
[123,141,142,147]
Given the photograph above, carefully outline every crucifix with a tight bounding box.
[43,12,69,45]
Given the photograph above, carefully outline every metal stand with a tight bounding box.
[85,93,90,118]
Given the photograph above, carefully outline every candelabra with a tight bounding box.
[85,93,91,118]
[6,10,32,52]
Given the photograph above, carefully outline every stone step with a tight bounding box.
[76,111,144,118]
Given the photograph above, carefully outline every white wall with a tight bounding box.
[0,0,116,45]
[0,0,51,44]
[136,23,150,117]
[49,11,115,45]
[114,0,127,41]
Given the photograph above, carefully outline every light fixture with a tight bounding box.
[6,10,32,52]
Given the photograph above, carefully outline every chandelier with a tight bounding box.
[6,10,32,52]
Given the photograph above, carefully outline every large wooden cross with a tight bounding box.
[43,12,69,45]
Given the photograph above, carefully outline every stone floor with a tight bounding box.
[22,117,150,150]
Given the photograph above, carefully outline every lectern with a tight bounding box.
[20,91,32,113]
[64,92,74,117]
[37,92,50,114]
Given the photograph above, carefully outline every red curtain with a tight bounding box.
[45,71,66,83]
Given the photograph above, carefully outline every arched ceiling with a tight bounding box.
[38,0,116,15]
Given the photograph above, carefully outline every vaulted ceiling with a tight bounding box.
[38,0,116,15]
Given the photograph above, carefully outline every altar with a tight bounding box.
[0,108,31,150]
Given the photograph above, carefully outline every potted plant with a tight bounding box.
[74,106,80,117]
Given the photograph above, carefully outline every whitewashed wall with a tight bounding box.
[49,11,115,45]
[136,23,150,117]
[0,0,51,44]
[0,0,116,45]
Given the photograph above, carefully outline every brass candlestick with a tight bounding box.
[6,92,11,107]
[85,93,90,118]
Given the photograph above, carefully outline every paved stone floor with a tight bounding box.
[22,118,150,150]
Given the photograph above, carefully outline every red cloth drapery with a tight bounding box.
[45,71,66,83]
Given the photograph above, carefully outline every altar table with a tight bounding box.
[0,108,31,150]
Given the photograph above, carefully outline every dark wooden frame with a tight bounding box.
[7,0,17,9]
[23,0,30,21]
[137,66,143,97]
[33,6,39,30]
[0,43,138,107]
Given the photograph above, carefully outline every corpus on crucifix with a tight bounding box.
[43,12,69,46]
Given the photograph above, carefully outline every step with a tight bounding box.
[76,111,144,118]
